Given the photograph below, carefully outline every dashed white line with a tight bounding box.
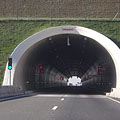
[61,98,64,101]
[107,97,120,104]
[52,106,58,110]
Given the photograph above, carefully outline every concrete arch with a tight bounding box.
[3,26,120,94]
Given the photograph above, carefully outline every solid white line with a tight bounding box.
[52,106,58,110]
[107,97,120,104]
[61,98,64,101]
[35,94,64,97]
[0,94,27,101]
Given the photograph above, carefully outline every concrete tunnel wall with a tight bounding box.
[3,26,120,93]
[81,58,116,91]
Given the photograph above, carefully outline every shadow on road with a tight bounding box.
[0,86,105,102]
[36,86,105,95]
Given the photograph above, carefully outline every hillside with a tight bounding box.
[0,20,120,85]
[0,0,120,19]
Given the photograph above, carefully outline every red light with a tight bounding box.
[39,65,43,74]
[98,66,102,75]
[32,64,44,74]
[82,77,86,81]
[60,76,64,80]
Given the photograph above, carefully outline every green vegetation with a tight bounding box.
[0,20,120,85]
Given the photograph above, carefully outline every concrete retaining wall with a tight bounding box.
[106,88,120,98]
[0,86,24,98]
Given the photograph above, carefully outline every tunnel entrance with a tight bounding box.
[13,34,116,92]
[4,26,120,94]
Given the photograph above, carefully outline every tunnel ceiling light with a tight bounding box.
[49,37,52,40]
[67,36,71,46]
[84,37,87,40]
[56,55,59,59]
[26,81,30,84]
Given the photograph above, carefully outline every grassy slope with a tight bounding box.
[0,20,120,85]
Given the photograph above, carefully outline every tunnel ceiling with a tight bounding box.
[28,34,112,79]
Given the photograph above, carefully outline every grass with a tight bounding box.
[0,20,120,85]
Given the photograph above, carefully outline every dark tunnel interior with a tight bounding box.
[13,34,116,92]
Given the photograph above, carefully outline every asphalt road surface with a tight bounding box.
[0,87,120,120]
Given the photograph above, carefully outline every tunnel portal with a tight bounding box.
[3,26,120,93]
[14,34,116,91]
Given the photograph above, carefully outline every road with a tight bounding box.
[0,87,120,120]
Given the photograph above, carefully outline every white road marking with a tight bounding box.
[34,94,106,98]
[61,98,64,101]
[52,106,58,110]
[34,94,63,97]
[107,97,120,104]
